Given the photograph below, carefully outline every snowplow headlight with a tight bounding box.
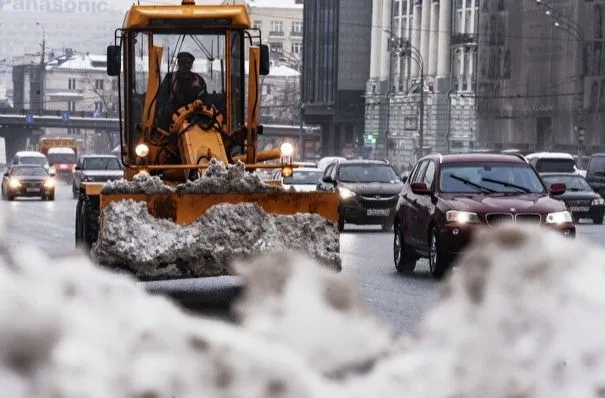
[135,144,150,158]
[280,142,294,157]
[281,166,293,178]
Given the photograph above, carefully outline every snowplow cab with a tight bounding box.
[75,0,340,314]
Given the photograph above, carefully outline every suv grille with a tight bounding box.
[485,213,514,226]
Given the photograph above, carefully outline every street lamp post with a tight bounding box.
[276,50,305,160]
[536,0,588,164]
[35,22,46,115]
[386,31,425,160]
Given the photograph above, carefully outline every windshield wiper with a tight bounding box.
[480,177,531,193]
[449,174,495,193]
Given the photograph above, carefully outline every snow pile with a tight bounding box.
[91,200,341,278]
[0,244,331,398]
[340,223,605,397]
[102,172,175,195]
[175,158,284,194]
[233,252,395,378]
[101,159,283,195]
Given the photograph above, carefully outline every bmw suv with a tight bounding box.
[393,153,575,279]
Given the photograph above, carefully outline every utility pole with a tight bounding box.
[36,22,46,115]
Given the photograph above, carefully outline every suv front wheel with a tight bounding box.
[393,222,417,273]
[428,226,451,280]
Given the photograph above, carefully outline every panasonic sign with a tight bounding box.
[0,0,110,13]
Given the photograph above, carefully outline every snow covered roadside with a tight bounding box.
[2,222,604,397]
[92,201,341,278]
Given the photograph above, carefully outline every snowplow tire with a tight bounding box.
[76,192,100,252]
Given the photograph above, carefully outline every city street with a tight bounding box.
[1,183,604,336]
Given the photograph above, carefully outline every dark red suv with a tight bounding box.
[393,153,576,279]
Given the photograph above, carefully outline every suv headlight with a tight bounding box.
[446,210,480,224]
[339,187,356,199]
[592,198,605,205]
[8,178,21,188]
[546,211,573,224]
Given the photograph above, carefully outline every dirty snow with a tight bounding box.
[91,200,341,278]
[101,159,283,195]
[2,223,605,397]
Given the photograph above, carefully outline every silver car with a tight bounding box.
[72,155,124,198]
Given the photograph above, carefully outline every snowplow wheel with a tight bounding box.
[75,192,100,251]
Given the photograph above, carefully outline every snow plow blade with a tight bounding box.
[99,191,340,224]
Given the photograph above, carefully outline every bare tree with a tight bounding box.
[81,74,120,151]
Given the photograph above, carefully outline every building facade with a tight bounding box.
[365,0,480,169]
[301,0,372,158]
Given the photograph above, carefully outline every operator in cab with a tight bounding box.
[155,51,208,131]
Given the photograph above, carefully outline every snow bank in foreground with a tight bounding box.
[341,224,605,397]
[101,159,283,195]
[91,200,341,278]
[2,223,605,398]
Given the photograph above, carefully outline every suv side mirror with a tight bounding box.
[107,45,121,76]
[411,182,431,195]
[75,165,81,171]
[549,182,566,195]
[259,44,270,76]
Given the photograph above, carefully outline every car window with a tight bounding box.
[48,153,77,164]
[338,164,400,183]
[412,161,428,184]
[587,156,605,175]
[439,163,546,193]
[11,167,48,177]
[20,156,47,166]
[83,157,121,170]
[535,158,575,173]
[329,164,338,180]
[423,161,436,188]
[408,162,422,183]
[283,170,323,185]
[324,164,334,179]
[541,175,593,192]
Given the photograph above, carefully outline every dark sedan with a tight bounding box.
[1,165,56,201]
[541,173,605,224]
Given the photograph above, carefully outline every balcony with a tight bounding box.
[269,30,285,37]
[290,31,303,37]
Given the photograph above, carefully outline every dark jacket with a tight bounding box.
[155,71,207,129]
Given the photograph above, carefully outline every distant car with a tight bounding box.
[47,147,77,182]
[585,153,605,196]
[72,155,124,198]
[10,151,50,171]
[393,153,576,279]
[540,172,605,224]
[316,160,404,231]
[1,164,55,201]
[525,152,582,175]
[271,167,323,192]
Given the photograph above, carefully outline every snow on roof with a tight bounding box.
[525,152,574,159]
[246,0,303,9]
[15,151,45,157]
[48,147,76,154]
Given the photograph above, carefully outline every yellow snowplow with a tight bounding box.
[74,0,340,310]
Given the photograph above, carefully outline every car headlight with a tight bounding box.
[592,198,605,205]
[546,211,573,224]
[44,179,55,188]
[8,178,21,189]
[446,210,481,224]
[339,187,356,199]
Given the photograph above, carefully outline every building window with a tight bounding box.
[291,21,303,35]
[270,20,284,34]
[253,20,262,29]
[291,42,302,56]
[269,42,283,55]
[453,47,475,92]
[95,79,104,90]
[68,78,76,90]
[392,0,413,90]
[455,0,476,34]
[68,101,76,111]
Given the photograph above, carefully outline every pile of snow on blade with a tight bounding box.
[101,159,283,195]
[175,158,284,194]
[91,200,341,278]
[340,224,605,398]
[0,244,333,398]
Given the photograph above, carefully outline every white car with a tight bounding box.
[271,167,324,192]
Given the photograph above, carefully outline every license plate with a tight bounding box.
[367,208,390,216]
[570,207,590,212]
[26,187,40,193]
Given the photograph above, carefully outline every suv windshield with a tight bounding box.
[339,164,399,183]
[12,167,48,177]
[48,153,77,164]
[83,157,121,170]
[283,169,323,185]
[20,156,47,166]
[440,163,546,193]
[542,175,593,192]
[535,158,575,173]
[588,156,605,175]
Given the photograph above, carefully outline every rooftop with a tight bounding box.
[223,0,303,9]
[438,153,528,164]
